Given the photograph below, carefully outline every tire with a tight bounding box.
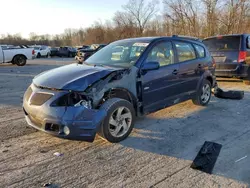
[98,98,135,143]
[13,55,26,66]
[243,80,250,85]
[192,79,212,106]
[37,53,41,58]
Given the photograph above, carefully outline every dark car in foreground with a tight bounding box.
[203,34,250,84]
[23,36,216,143]
[77,44,106,60]
[57,46,77,57]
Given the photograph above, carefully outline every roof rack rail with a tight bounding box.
[172,35,202,42]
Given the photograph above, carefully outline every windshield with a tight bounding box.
[203,36,240,51]
[85,41,149,67]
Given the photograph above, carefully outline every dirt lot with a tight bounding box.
[0,59,249,188]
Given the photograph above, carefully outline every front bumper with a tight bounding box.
[215,63,249,78]
[23,84,106,142]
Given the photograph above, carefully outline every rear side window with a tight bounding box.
[175,42,196,62]
[194,44,205,58]
[247,36,250,49]
[203,36,240,51]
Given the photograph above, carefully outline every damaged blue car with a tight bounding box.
[23,35,216,143]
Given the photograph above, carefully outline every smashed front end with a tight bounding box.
[23,84,106,142]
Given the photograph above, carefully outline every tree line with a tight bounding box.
[1,0,250,47]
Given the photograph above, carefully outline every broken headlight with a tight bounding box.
[51,92,92,108]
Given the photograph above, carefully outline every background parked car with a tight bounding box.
[203,34,250,84]
[57,46,77,57]
[0,45,35,66]
[77,44,106,60]
[49,47,59,57]
[77,45,89,50]
[33,45,51,58]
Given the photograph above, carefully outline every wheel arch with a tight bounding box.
[196,71,215,91]
[12,54,27,62]
[102,87,137,110]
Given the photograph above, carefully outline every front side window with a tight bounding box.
[194,44,205,58]
[175,42,196,62]
[146,41,174,67]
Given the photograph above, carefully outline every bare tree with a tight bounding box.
[122,0,159,35]
[163,0,201,36]
[202,0,218,37]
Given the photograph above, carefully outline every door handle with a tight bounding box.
[172,69,178,75]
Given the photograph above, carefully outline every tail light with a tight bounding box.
[238,51,246,63]
[32,49,35,55]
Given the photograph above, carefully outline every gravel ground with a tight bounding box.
[0,59,249,188]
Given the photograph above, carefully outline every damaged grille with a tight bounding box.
[24,87,33,101]
[30,93,53,106]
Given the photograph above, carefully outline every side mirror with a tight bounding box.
[141,61,160,71]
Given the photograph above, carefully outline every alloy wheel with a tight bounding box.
[108,107,132,138]
[201,84,211,103]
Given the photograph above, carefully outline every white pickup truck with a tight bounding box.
[0,45,35,66]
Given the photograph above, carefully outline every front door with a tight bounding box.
[141,41,181,113]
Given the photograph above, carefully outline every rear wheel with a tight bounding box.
[37,53,41,58]
[13,55,26,66]
[192,79,211,106]
[98,98,135,143]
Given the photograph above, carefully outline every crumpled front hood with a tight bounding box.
[33,63,119,91]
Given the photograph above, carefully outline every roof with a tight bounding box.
[204,33,250,40]
[115,36,203,44]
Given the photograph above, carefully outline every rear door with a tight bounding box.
[142,40,181,113]
[203,36,240,64]
[174,41,205,94]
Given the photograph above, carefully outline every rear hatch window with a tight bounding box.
[203,36,240,51]
[203,36,241,64]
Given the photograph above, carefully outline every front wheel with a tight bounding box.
[192,79,211,106]
[98,98,135,143]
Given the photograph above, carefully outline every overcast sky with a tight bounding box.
[1,0,127,38]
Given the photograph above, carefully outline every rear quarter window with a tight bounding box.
[247,36,250,49]
[203,36,240,51]
[194,44,205,58]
